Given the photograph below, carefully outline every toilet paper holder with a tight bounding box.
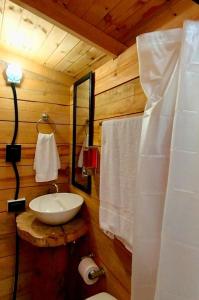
[80,253,105,280]
[88,267,105,280]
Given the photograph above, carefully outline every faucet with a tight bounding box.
[49,183,59,193]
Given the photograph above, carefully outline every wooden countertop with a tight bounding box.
[16,211,88,247]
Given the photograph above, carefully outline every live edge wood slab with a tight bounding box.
[16,211,88,247]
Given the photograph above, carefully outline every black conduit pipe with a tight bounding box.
[10,82,20,300]
[11,83,19,146]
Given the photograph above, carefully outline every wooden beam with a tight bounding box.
[12,0,127,57]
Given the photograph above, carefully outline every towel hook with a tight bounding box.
[36,113,56,133]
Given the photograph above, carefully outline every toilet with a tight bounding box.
[86,292,117,300]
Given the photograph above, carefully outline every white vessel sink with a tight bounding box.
[29,193,84,225]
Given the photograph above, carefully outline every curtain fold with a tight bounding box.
[133,20,199,300]
[132,28,182,300]
[155,20,199,300]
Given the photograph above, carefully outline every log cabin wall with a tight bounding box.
[69,43,147,300]
[0,48,71,299]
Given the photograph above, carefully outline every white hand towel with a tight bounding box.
[99,116,142,252]
[33,133,61,182]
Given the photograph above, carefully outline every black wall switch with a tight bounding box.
[6,144,21,162]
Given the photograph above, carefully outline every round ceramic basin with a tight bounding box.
[29,193,84,225]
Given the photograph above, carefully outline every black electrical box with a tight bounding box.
[6,144,21,162]
[7,198,26,212]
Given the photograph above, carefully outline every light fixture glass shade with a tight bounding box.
[6,63,23,84]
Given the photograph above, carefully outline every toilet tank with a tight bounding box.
[86,292,117,300]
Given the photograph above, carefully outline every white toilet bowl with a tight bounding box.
[86,292,117,300]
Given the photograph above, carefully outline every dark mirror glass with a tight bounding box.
[72,72,94,193]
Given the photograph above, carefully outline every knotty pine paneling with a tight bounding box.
[95,44,139,95]
[0,144,69,167]
[0,183,69,213]
[0,234,16,258]
[0,122,69,144]
[0,98,70,123]
[69,47,146,299]
[0,50,70,298]
[0,272,32,299]
[0,165,69,190]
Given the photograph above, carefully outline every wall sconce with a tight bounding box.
[5,63,23,84]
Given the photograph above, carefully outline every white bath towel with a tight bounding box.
[34,133,61,182]
[99,117,142,252]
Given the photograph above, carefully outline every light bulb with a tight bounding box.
[6,63,23,84]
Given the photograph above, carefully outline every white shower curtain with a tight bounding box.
[133,20,199,300]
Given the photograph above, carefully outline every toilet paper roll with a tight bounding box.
[78,257,99,285]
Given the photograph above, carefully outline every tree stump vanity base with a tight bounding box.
[16,211,88,247]
[16,211,88,300]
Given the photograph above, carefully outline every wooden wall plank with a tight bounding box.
[0,122,69,144]
[0,70,69,95]
[69,78,145,299]
[0,234,16,258]
[0,87,70,105]
[0,98,70,124]
[95,44,139,95]
[0,144,69,167]
[0,165,69,190]
[0,183,69,213]
[0,213,16,235]
[0,45,73,86]
[95,79,146,120]
[69,30,146,299]
[0,272,32,298]
[70,185,131,299]
[0,46,69,299]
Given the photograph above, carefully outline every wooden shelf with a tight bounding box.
[16,211,88,247]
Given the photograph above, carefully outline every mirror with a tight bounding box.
[72,72,95,193]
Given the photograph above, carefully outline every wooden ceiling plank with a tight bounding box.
[12,0,127,56]
[64,47,109,77]
[64,54,95,77]
[54,57,72,73]
[54,41,91,72]
[97,0,138,33]
[74,54,111,79]
[82,0,121,26]
[34,26,67,64]
[17,8,53,57]
[61,41,91,63]
[107,0,167,42]
[124,0,199,46]
[1,0,23,45]
[0,0,6,35]
[66,0,94,18]
[44,33,80,68]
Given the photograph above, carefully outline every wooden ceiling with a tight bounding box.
[0,0,112,79]
[1,0,198,80]
[12,0,199,55]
